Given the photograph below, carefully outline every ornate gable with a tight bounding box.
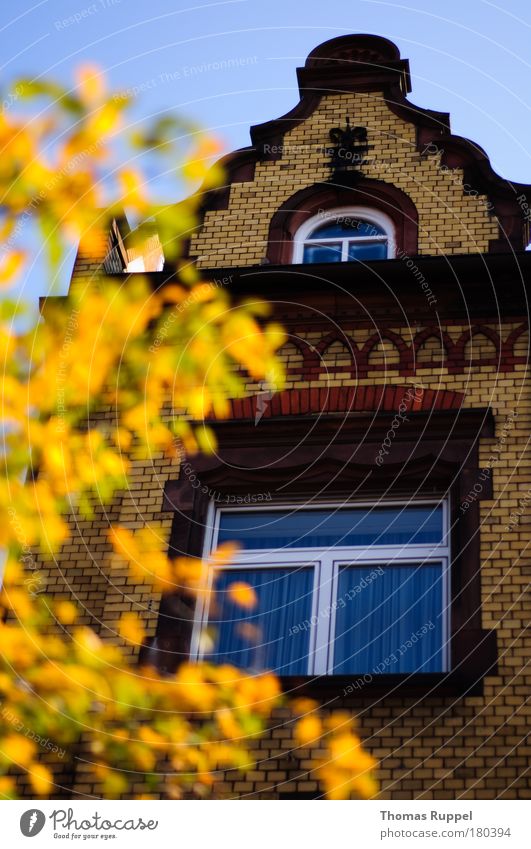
[189,34,530,267]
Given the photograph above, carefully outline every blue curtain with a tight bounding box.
[302,244,342,263]
[309,220,385,239]
[217,506,443,550]
[333,564,444,674]
[207,567,314,674]
[348,241,388,261]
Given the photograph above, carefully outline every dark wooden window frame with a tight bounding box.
[146,409,498,698]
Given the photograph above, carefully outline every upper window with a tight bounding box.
[191,501,449,677]
[294,208,395,264]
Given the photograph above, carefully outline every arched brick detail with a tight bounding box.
[279,337,307,357]
[316,332,358,367]
[277,339,306,375]
[319,340,356,370]
[413,328,454,366]
[297,331,358,377]
[315,331,357,357]
[503,323,529,365]
[265,179,419,264]
[452,326,501,370]
[362,329,413,374]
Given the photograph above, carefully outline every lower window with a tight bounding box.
[191,502,449,676]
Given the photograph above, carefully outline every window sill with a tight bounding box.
[279,629,497,699]
[278,670,491,700]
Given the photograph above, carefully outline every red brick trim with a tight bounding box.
[205,386,465,424]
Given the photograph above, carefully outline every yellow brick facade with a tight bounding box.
[29,34,530,800]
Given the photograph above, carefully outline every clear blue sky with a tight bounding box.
[2,0,531,304]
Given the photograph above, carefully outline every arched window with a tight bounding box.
[293,208,395,264]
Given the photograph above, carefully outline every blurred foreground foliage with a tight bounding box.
[0,66,377,800]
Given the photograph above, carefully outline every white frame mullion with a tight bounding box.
[311,552,334,675]
[304,236,388,245]
[307,560,323,674]
[189,497,217,662]
[328,559,341,674]
[340,240,349,262]
[304,233,389,245]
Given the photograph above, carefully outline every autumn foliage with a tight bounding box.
[0,66,377,799]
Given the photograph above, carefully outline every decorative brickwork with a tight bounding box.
[268,323,529,379]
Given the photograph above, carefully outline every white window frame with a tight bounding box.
[190,499,450,676]
[293,206,396,264]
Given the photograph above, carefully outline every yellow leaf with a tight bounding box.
[138,727,164,747]
[29,763,53,796]
[295,715,322,746]
[1,735,36,767]
[76,64,105,103]
[1,589,34,620]
[182,137,223,184]
[99,767,129,797]
[209,542,239,568]
[351,773,379,799]
[118,612,146,646]
[329,733,376,772]
[118,169,145,205]
[109,526,133,559]
[324,711,354,732]
[0,776,15,798]
[293,697,318,715]
[216,708,242,740]
[55,601,78,625]
[0,250,25,287]
[227,581,257,610]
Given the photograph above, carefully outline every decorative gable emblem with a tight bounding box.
[326,117,370,179]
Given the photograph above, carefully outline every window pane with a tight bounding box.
[217,506,443,550]
[206,567,313,674]
[309,220,385,239]
[302,243,342,263]
[348,241,388,261]
[333,564,444,674]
